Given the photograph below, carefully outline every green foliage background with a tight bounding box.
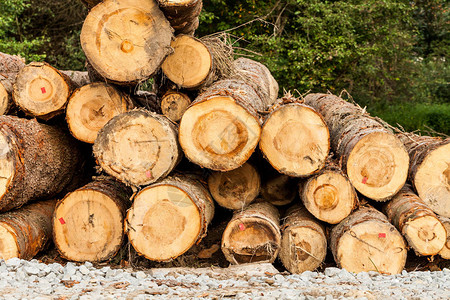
[0,0,448,134]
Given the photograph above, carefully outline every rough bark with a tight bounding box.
[330,206,407,274]
[0,52,26,79]
[304,93,409,202]
[207,162,260,210]
[157,0,202,35]
[299,160,358,224]
[397,132,450,217]
[126,174,214,261]
[0,200,56,260]
[279,205,327,273]
[179,79,263,171]
[80,0,174,85]
[0,116,82,212]
[384,185,446,256]
[94,109,181,186]
[60,70,90,87]
[221,202,281,265]
[160,90,191,122]
[53,178,132,262]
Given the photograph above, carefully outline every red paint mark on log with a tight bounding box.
[145,170,152,179]
[239,223,245,231]
[41,87,46,94]
[362,177,368,184]
[378,233,386,238]
[59,217,66,225]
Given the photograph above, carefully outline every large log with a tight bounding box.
[157,0,202,35]
[221,202,281,264]
[179,79,263,171]
[330,206,407,274]
[304,93,409,202]
[126,174,214,261]
[397,133,450,217]
[299,161,358,224]
[80,0,173,85]
[233,57,279,109]
[438,216,450,259]
[53,178,132,262]
[160,90,191,122]
[260,101,329,177]
[66,82,134,143]
[94,109,181,186]
[384,185,446,256]
[13,62,76,120]
[0,200,56,260]
[0,116,82,212]
[279,205,327,273]
[207,162,260,210]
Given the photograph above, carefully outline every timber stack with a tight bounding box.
[0,0,447,276]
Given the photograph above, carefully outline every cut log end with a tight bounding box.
[160,91,191,122]
[66,82,133,143]
[347,131,409,201]
[53,190,124,262]
[438,216,450,259]
[0,82,11,115]
[207,162,260,210]
[13,63,71,118]
[162,35,213,89]
[0,223,19,260]
[179,96,261,171]
[81,0,173,83]
[403,216,447,256]
[261,174,297,206]
[260,103,329,177]
[414,142,450,217]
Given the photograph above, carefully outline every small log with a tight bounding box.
[94,109,181,186]
[157,0,202,35]
[0,200,56,261]
[233,57,279,109]
[330,206,407,274]
[398,133,450,217]
[279,205,327,273]
[60,70,91,87]
[13,62,76,120]
[260,173,297,206]
[221,202,281,264]
[162,35,215,89]
[53,178,132,262]
[437,216,450,259]
[179,79,263,171]
[66,82,134,143]
[81,0,173,84]
[299,161,358,224]
[384,185,446,256]
[260,101,329,177]
[160,90,191,122]
[126,174,214,261]
[0,116,82,212]
[207,162,260,210]
[304,93,409,202]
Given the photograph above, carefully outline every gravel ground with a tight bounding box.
[0,259,449,299]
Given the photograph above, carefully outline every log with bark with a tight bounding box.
[0,200,56,261]
[207,162,260,210]
[0,52,26,115]
[80,0,173,85]
[304,93,409,202]
[397,132,450,217]
[160,90,191,122]
[299,160,358,224]
[13,62,76,120]
[221,202,281,264]
[157,0,202,35]
[53,178,132,262]
[0,116,82,212]
[233,57,279,109]
[260,98,330,177]
[260,173,298,206]
[179,79,263,171]
[66,82,134,143]
[94,109,181,186]
[279,205,327,273]
[437,216,450,259]
[126,174,214,261]
[384,185,446,256]
[0,75,14,115]
[330,206,407,274]
[60,70,90,87]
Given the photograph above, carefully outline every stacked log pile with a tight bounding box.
[0,0,447,276]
